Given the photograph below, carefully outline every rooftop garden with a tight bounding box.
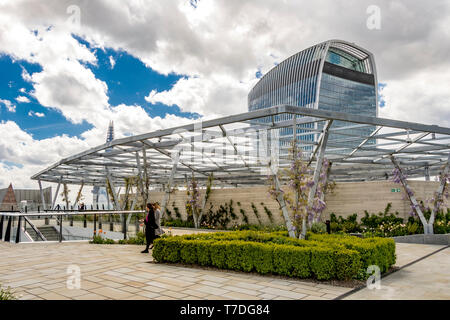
[151,230,396,282]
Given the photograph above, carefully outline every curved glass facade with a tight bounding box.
[248,40,378,154]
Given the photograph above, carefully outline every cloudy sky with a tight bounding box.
[0,0,449,201]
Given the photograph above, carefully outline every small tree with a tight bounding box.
[268,142,332,238]
[186,173,200,227]
[106,179,115,208]
[186,172,214,228]
[74,184,85,208]
[121,176,138,210]
[60,184,71,209]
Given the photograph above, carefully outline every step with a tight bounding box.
[36,226,65,241]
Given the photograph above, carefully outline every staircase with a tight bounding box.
[24,227,42,241]
[37,226,63,241]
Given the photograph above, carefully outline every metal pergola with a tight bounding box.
[31,105,450,234]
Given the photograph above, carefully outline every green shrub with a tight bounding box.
[196,240,213,266]
[209,241,228,269]
[273,245,310,278]
[251,202,262,225]
[307,233,396,274]
[251,242,273,274]
[329,213,361,233]
[201,201,239,229]
[90,235,115,244]
[407,222,419,235]
[162,219,195,228]
[261,203,274,224]
[173,203,182,219]
[0,284,15,300]
[239,209,249,224]
[310,222,327,234]
[329,205,450,237]
[310,247,335,280]
[180,240,198,264]
[223,241,247,271]
[334,248,362,281]
[152,238,165,262]
[153,237,182,263]
[231,224,287,232]
[152,230,393,281]
[116,231,146,245]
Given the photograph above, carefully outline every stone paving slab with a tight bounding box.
[345,246,450,300]
[0,241,352,300]
[1,240,447,300]
[394,243,447,267]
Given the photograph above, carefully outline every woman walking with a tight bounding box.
[141,203,157,253]
[152,202,164,239]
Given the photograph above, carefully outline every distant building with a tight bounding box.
[0,183,52,211]
[92,120,115,209]
[248,39,378,154]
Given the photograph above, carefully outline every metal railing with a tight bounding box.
[0,209,145,243]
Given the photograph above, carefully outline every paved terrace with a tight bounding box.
[0,235,448,300]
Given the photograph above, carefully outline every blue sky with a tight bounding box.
[0,35,200,141]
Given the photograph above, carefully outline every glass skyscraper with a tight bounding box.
[248,40,378,155]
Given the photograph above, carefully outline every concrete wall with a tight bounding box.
[141,181,448,226]
[322,180,448,221]
[149,186,282,226]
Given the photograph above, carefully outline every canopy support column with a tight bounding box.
[142,147,150,205]
[161,150,180,219]
[315,161,333,223]
[390,156,430,233]
[135,151,146,208]
[272,169,296,238]
[425,166,430,181]
[50,177,62,225]
[429,153,450,232]
[52,177,62,210]
[72,182,84,227]
[106,170,120,210]
[38,179,47,211]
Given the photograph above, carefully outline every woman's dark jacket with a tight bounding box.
[144,210,158,231]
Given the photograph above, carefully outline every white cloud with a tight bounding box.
[31,59,111,125]
[145,74,254,116]
[109,55,115,69]
[16,95,31,103]
[379,67,450,127]
[0,98,16,112]
[28,110,45,117]
[0,120,92,195]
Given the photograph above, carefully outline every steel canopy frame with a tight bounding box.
[31,105,450,190]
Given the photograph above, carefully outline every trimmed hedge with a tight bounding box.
[153,230,396,281]
[306,233,396,273]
